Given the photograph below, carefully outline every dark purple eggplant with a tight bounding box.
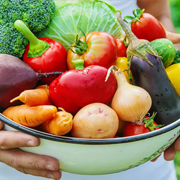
[0,54,62,108]
[116,12,180,126]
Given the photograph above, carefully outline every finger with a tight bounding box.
[0,149,60,172]
[15,168,61,180]
[0,131,40,149]
[164,143,177,161]
[0,121,4,129]
[174,137,180,151]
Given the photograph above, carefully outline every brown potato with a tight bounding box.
[71,103,119,139]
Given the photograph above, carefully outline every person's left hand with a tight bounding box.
[151,136,180,162]
[164,136,180,161]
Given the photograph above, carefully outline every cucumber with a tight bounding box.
[151,38,176,68]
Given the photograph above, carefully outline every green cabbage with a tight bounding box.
[37,0,122,50]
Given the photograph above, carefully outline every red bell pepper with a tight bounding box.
[14,20,68,84]
[49,65,117,114]
[115,38,128,57]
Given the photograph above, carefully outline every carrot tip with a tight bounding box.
[10,96,20,103]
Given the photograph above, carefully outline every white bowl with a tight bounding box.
[0,113,180,175]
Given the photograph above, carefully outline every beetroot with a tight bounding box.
[0,54,62,108]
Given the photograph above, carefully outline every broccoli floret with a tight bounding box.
[0,0,56,58]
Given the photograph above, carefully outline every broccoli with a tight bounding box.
[0,0,56,58]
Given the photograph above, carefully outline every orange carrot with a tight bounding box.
[10,85,52,106]
[2,105,57,127]
[41,108,73,136]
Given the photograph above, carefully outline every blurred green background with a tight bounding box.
[169,1,180,179]
[169,0,180,33]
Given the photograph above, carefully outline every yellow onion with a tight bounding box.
[107,66,152,123]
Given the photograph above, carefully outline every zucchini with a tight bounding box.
[151,38,176,68]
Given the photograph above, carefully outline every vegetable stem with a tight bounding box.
[14,20,50,58]
[116,12,137,43]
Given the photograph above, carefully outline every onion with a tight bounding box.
[106,66,152,123]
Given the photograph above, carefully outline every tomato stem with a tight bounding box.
[69,27,88,55]
[144,113,162,131]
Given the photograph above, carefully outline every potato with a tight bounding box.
[71,103,119,139]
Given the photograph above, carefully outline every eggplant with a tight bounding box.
[116,12,180,126]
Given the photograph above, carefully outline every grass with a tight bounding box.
[174,152,180,180]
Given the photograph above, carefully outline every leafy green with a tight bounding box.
[172,49,180,64]
[38,0,122,50]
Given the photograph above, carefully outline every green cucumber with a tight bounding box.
[151,38,176,68]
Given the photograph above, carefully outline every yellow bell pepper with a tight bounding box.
[115,57,130,83]
[166,63,180,97]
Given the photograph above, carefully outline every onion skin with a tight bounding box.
[130,53,180,125]
[111,66,152,123]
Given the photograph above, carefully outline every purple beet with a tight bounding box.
[0,54,62,108]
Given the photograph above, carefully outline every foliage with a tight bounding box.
[169,0,180,33]
[38,0,122,50]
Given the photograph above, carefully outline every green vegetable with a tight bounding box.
[172,49,180,64]
[38,0,122,50]
[151,38,176,68]
[0,0,56,58]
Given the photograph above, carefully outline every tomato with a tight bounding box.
[115,38,127,57]
[124,8,166,42]
[49,65,117,114]
[67,31,118,70]
[23,37,68,84]
[123,114,161,137]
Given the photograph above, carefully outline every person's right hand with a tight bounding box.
[0,121,61,180]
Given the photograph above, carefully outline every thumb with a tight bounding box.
[0,121,4,130]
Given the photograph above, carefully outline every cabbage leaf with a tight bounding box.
[38,0,122,50]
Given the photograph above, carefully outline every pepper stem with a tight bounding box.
[14,20,50,58]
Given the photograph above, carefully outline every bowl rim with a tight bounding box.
[1,113,180,145]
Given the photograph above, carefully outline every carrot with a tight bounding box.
[10,85,52,106]
[2,104,57,127]
[166,30,180,44]
[41,108,73,136]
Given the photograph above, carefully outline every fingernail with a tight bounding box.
[27,140,38,147]
[47,173,55,179]
[46,164,55,171]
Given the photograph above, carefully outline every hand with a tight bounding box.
[151,136,180,162]
[0,121,61,179]
[164,136,180,161]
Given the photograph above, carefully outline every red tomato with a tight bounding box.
[131,12,166,42]
[23,37,68,84]
[123,116,161,137]
[115,38,127,57]
[67,31,118,70]
[49,65,117,115]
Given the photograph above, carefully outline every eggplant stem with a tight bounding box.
[116,12,137,43]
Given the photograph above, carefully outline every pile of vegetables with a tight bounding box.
[1,0,180,139]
